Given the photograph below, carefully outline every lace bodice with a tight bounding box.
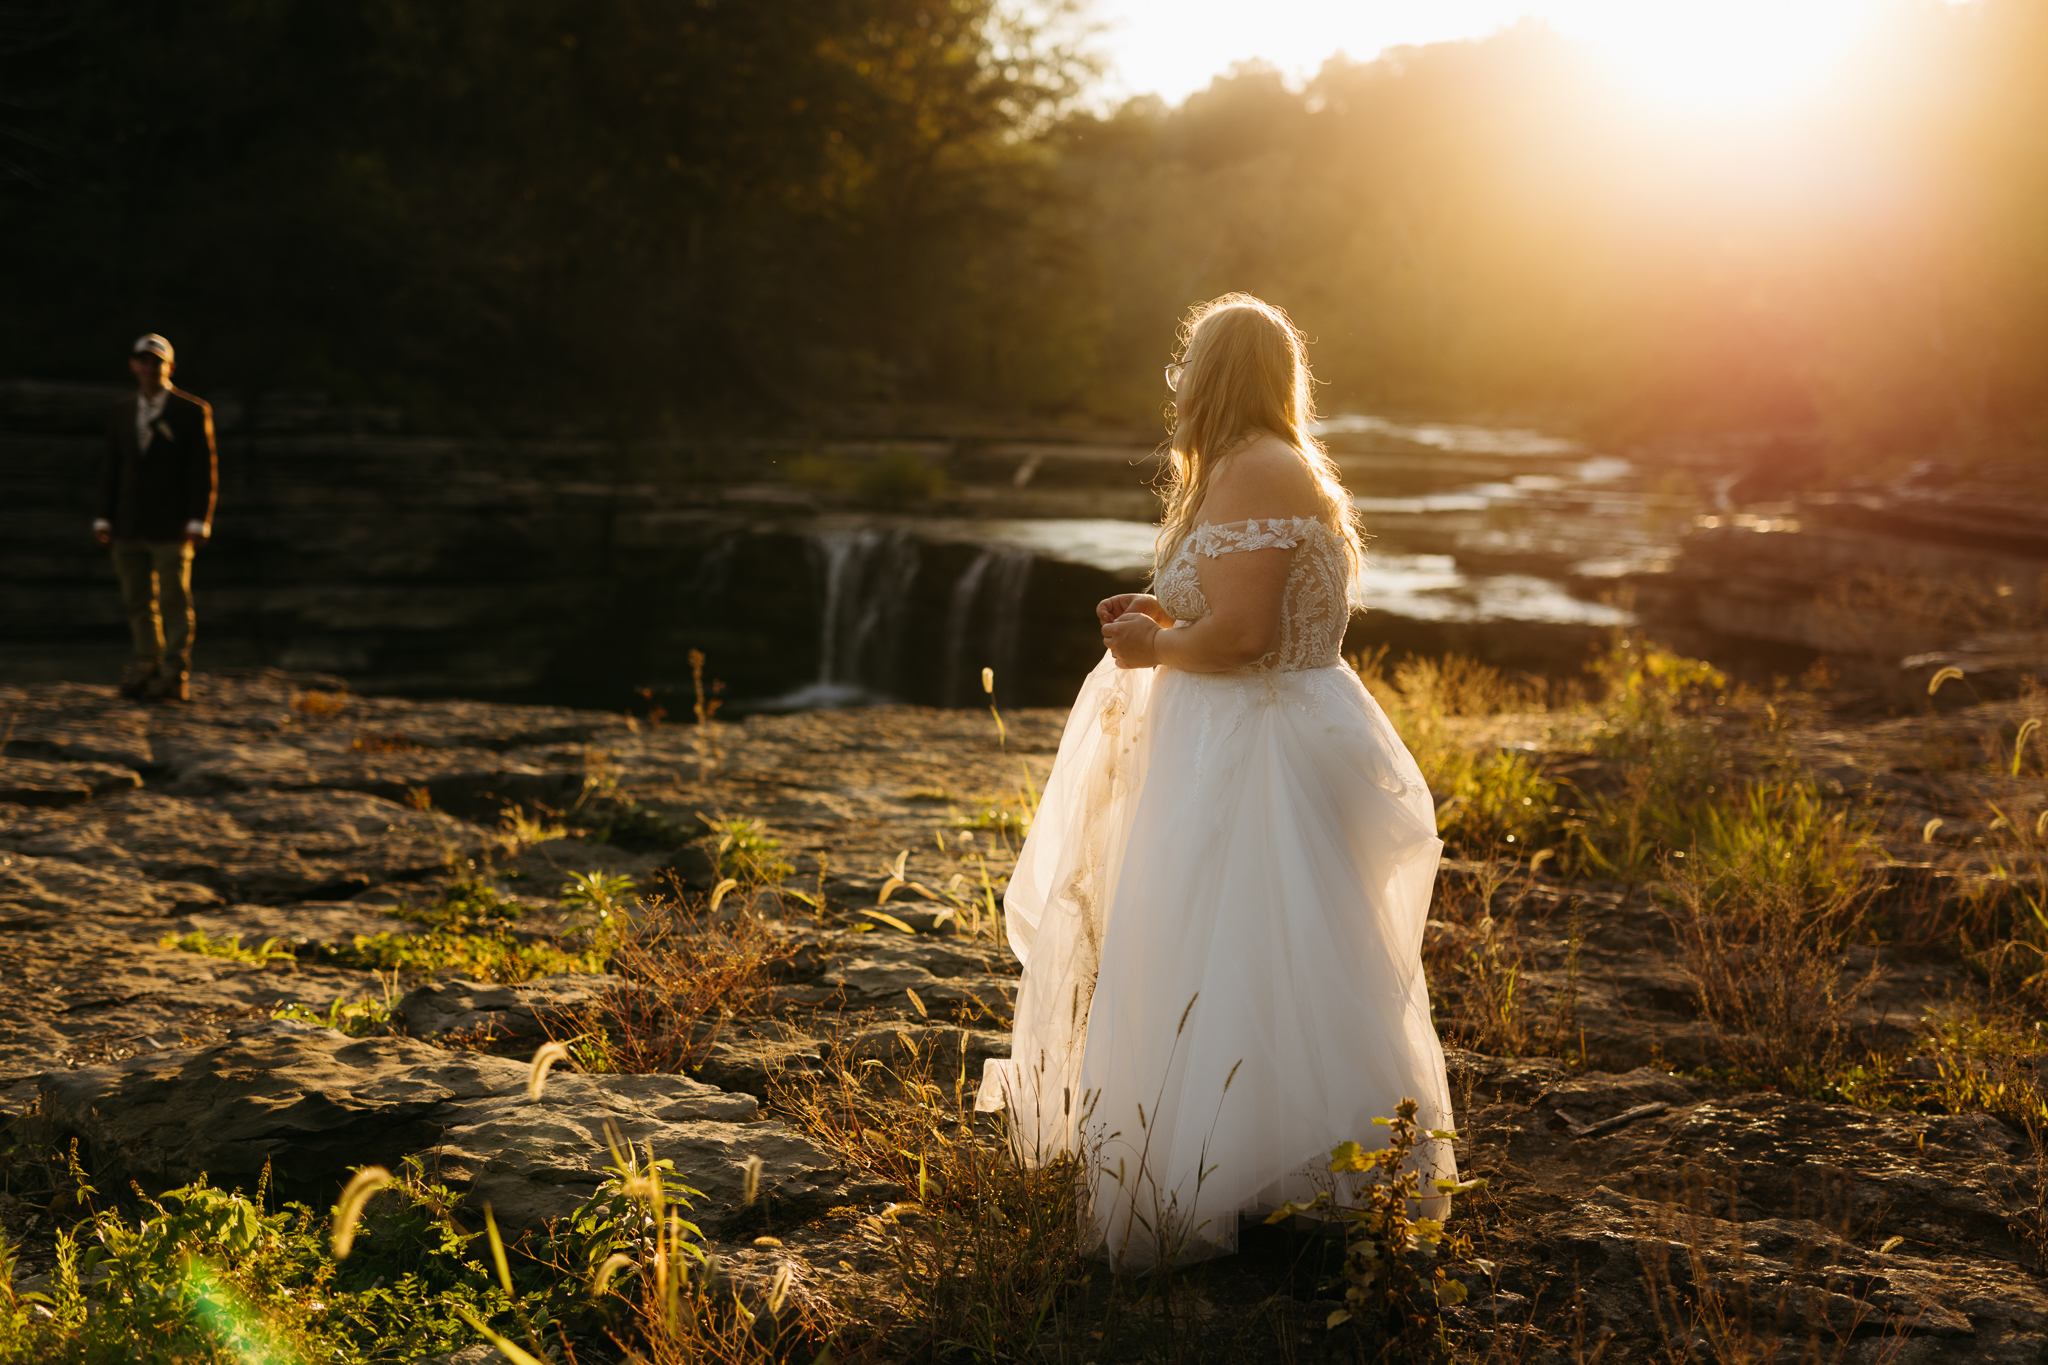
[1153,517,1353,672]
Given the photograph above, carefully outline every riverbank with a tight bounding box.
[9,371,2045,720]
[3,666,2047,1361]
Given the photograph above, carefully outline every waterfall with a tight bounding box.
[940,549,997,707]
[765,527,921,708]
[940,545,1034,707]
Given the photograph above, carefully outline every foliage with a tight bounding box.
[0,1158,596,1365]
[560,870,639,955]
[555,893,795,1076]
[1573,635,1730,878]
[15,0,2048,450]
[272,993,394,1038]
[1265,1099,1487,1363]
[1422,863,1584,1059]
[159,929,295,966]
[764,1027,1090,1359]
[1352,650,1557,855]
[328,928,600,985]
[0,0,1099,423]
[323,880,602,983]
[496,805,568,851]
[701,816,793,887]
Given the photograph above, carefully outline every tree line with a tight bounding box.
[5,0,2046,461]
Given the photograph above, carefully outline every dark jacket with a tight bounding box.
[99,388,218,541]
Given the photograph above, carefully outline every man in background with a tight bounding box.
[94,334,218,702]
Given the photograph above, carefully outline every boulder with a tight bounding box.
[36,1019,898,1233]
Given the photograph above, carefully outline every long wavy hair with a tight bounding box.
[1155,294,1363,587]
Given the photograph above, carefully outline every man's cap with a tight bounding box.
[131,334,174,361]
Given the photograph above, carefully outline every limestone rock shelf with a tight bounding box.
[3,670,2046,1357]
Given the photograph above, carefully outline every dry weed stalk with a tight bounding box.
[765,1021,1088,1358]
[1636,1177,1917,1365]
[1424,859,1583,1060]
[554,893,795,1076]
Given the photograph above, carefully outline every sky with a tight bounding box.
[1089,0,1936,115]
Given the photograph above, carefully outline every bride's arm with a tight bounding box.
[1103,436,1323,672]
[1107,548,1291,671]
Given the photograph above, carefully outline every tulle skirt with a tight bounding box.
[977,654,1455,1266]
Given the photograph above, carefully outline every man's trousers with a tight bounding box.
[110,538,196,673]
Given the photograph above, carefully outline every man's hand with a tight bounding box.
[92,519,111,547]
[1102,611,1162,669]
[183,520,210,548]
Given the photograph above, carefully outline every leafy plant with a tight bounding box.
[272,993,394,1038]
[561,870,639,957]
[1265,1098,1487,1363]
[700,816,793,886]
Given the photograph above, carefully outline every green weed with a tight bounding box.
[272,993,394,1038]
[701,815,793,887]
[326,928,600,985]
[1573,635,1730,878]
[1265,1099,1487,1364]
[0,1157,596,1365]
[158,930,294,966]
[1351,651,1559,854]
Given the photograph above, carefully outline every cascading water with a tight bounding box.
[765,527,922,709]
[941,545,1034,706]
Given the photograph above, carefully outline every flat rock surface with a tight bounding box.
[3,670,2046,1361]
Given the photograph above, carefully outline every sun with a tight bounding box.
[1565,0,1889,117]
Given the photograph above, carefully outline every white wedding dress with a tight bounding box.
[976,516,1455,1267]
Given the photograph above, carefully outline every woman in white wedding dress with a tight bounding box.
[976,294,1455,1267]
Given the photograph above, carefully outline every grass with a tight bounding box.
[1663,778,1879,1092]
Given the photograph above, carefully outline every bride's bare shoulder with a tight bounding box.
[1202,434,1323,522]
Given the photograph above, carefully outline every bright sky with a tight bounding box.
[1092,0,1931,115]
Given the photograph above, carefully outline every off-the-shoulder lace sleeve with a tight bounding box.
[1187,516,1319,557]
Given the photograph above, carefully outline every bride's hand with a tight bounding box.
[1097,592,1170,626]
[1102,611,1161,669]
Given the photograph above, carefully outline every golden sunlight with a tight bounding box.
[1098,0,1941,116]
[1570,0,1892,115]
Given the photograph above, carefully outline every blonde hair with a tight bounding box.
[1156,293,1363,585]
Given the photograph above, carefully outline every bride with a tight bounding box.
[976,293,1456,1267]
